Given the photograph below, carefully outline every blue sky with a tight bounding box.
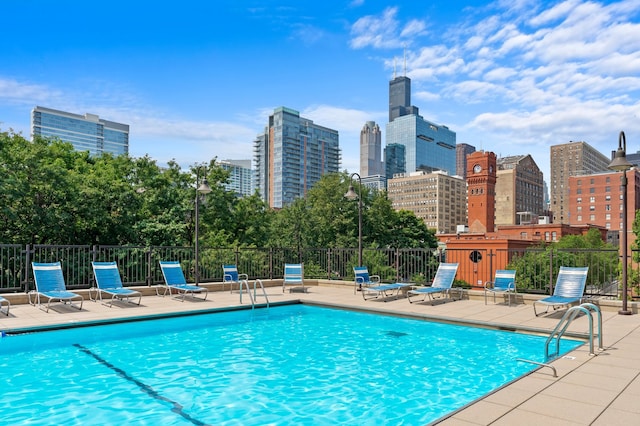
[2,0,640,182]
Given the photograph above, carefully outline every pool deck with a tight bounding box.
[2,283,640,425]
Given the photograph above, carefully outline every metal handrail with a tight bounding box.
[546,303,603,359]
[238,279,270,309]
[517,303,604,378]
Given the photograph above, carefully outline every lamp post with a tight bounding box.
[194,166,212,286]
[608,131,633,315]
[344,172,363,268]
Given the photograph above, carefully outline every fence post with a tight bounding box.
[23,244,32,293]
[549,249,555,295]
[395,248,400,282]
[146,247,153,287]
[269,248,273,280]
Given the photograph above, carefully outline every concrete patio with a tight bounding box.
[1,282,639,425]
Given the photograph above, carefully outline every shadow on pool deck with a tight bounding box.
[1,284,640,425]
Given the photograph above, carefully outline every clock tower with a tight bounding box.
[467,151,497,233]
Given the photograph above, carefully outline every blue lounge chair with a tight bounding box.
[223,264,248,294]
[30,262,84,312]
[0,296,9,316]
[283,263,305,293]
[91,261,142,307]
[534,266,589,316]
[356,266,409,300]
[353,266,381,294]
[484,269,517,306]
[158,261,208,301]
[407,263,459,304]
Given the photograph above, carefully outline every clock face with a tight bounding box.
[473,164,482,173]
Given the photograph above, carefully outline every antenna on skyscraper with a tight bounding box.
[393,57,397,79]
[403,45,407,76]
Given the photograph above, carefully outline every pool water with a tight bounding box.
[0,305,582,425]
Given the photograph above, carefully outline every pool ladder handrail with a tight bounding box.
[239,279,270,309]
[545,302,603,360]
[517,303,603,378]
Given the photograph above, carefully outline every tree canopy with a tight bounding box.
[0,131,437,250]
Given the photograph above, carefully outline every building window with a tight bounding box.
[545,232,550,240]
[577,197,582,203]
[577,215,582,221]
[577,188,582,194]
[589,187,595,193]
[552,231,557,241]
[606,213,611,220]
[590,214,596,220]
[605,186,610,192]
[590,196,596,203]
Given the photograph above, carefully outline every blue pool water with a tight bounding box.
[0,305,582,425]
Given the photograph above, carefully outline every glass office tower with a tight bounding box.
[386,114,456,175]
[31,106,129,156]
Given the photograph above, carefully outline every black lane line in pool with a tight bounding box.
[73,344,207,426]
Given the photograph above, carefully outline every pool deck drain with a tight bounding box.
[2,285,640,425]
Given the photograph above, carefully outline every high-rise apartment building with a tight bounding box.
[550,141,610,224]
[360,121,383,177]
[387,170,467,234]
[494,155,544,226]
[254,107,340,208]
[31,106,129,156]
[220,159,253,197]
[456,143,476,179]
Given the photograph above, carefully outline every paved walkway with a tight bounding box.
[1,284,639,425]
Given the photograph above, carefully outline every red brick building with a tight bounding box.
[437,150,611,288]
[568,169,640,258]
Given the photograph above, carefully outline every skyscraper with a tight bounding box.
[386,73,456,176]
[254,107,341,208]
[388,76,418,122]
[220,159,254,197]
[31,106,129,156]
[384,143,406,179]
[550,141,610,224]
[386,115,456,175]
[456,143,476,179]
[360,121,383,177]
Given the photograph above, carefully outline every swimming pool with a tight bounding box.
[0,304,582,425]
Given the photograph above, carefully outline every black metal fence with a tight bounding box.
[0,244,635,299]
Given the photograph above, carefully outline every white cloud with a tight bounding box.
[350,7,428,49]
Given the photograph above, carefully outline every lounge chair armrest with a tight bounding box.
[355,276,365,284]
[484,281,494,290]
[371,275,381,283]
[239,273,248,280]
